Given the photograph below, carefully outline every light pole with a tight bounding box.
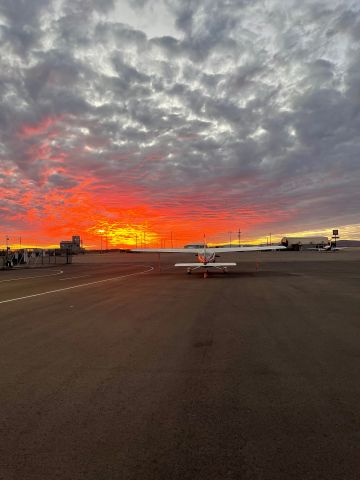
[97,229,105,253]
[238,228,241,247]
[228,231,232,247]
[269,232,272,246]
[5,236,10,267]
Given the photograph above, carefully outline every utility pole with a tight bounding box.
[5,236,10,267]
[228,231,232,247]
[269,232,272,246]
[238,228,241,247]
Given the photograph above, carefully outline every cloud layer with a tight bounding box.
[1,0,359,245]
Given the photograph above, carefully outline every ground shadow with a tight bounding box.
[154,269,299,279]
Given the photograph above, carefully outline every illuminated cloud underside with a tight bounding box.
[0,0,359,247]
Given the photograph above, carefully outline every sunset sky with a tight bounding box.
[1,0,359,248]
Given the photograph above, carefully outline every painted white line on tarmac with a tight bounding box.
[0,270,64,283]
[58,275,90,281]
[0,265,154,304]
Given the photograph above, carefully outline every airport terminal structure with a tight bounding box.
[59,235,83,254]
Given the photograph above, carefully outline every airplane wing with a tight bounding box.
[130,246,286,254]
[175,262,237,267]
[130,248,199,254]
[209,245,286,253]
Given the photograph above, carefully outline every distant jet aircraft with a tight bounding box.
[130,244,286,278]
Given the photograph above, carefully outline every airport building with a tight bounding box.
[60,235,83,254]
[281,236,328,250]
[184,244,206,249]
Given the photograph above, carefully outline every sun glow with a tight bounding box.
[87,220,159,248]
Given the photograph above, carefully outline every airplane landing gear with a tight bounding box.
[187,267,192,274]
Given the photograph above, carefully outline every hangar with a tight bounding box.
[281,236,328,250]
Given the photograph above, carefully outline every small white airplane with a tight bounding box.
[309,244,344,252]
[130,244,286,278]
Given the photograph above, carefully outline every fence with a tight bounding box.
[0,249,72,269]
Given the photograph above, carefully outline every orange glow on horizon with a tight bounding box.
[1,223,360,251]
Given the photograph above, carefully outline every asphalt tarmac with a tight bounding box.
[0,250,360,479]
